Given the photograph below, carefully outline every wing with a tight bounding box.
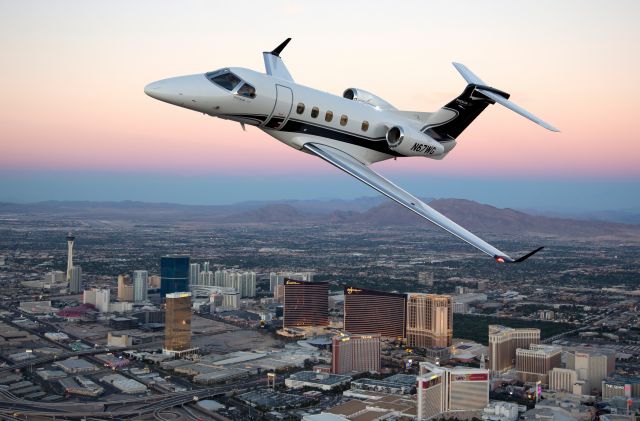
[303,142,543,263]
[263,38,294,82]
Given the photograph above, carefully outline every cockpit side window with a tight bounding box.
[237,83,256,98]
[206,70,241,91]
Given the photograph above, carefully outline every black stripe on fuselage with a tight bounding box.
[219,113,268,123]
[218,113,402,157]
[279,118,402,157]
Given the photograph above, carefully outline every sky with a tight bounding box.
[1,1,639,211]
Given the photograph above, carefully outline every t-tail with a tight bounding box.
[422,63,559,142]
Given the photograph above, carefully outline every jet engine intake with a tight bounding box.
[385,126,445,157]
[342,88,396,110]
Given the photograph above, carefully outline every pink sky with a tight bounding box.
[1,1,639,179]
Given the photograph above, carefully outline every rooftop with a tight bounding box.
[289,371,352,385]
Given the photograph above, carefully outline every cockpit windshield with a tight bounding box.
[205,69,256,98]
[206,69,241,91]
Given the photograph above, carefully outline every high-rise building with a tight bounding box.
[45,270,65,284]
[406,294,452,348]
[202,261,210,273]
[160,256,190,298]
[69,266,82,294]
[343,286,406,339]
[117,274,134,302]
[549,368,582,394]
[283,279,328,328]
[189,263,200,285]
[211,269,256,297]
[565,348,616,394]
[163,292,193,356]
[65,232,75,283]
[83,288,110,313]
[198,271,214,286]
[274,284,285,302]
[148,275,161,289]
[222,289,239,309]
[239,271,256,298]
[332,332,381,374]
[417,362,489,420]
[133,270,148,302]
[488,325,540,374]
[515,344,562,384]
[270,271,314,292]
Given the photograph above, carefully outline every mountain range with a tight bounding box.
[1,198,639,240]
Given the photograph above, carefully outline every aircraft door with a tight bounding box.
[264,84,293,130]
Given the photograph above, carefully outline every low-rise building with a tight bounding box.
[44,332,69,341]
[35,370,67,381]
[602,375,640,399]
[285,371,351,391]
[522,397,595,421]
[58,376,104,397]
[352,374,417,395]
[54,357,98,374]
[482,401,520,421]
[100,374,147,394]
[322,395,417,420]
[107,332,133,347]
[193,368,249,385]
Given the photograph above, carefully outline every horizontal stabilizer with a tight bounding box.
[452,62,559,132]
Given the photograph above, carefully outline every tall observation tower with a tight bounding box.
[65,232,75,283]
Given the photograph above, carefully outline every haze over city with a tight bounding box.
[1,1,639,421]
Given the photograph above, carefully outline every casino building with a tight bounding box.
[163,292,196,356]
[283,278,329,328]
[343,286,407,339]
[332,332,381,374]
[417,362,489,420]
[406,294,453,348]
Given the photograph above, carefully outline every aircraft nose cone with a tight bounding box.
[144,82,164,100]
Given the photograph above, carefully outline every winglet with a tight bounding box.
[494,246,544,264]
[263,38,294,81]
[270,38,291,57]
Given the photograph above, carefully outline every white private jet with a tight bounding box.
[145,38,558,263]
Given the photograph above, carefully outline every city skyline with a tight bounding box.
[1,1,639,210]
[0,2,638,419]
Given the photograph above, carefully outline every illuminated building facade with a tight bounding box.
[163,292,193,355]
[515,344,562,384]
[343,286,406,339]
[283,279,328,328]
[117,274,134,302]
[406,294,452,348]
[331,332,381,374]
[417,362,489,420]
[488,325,540,374]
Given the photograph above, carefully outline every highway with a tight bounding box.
[0,375,268,419]
[0,303,271,419]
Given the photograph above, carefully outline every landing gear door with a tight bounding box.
[264,84,293,130]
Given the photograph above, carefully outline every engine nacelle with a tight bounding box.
[386,126,446,157]
[343,88,396,110]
